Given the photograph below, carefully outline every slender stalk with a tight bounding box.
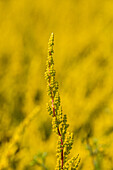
[48,51,64,169]
[45,33,80,170]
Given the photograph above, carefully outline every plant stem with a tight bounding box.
[48,57,64,169]
[61,138,63,169]
[46,33,80,170]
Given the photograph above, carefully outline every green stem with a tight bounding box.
[48,59,64,169]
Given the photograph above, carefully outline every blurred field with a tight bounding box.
[0,0,113,169]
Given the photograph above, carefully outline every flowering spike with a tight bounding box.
[45,33,80,169]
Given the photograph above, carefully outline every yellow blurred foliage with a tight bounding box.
[0,0,113,169]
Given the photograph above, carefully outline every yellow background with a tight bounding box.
[0,0,113,169]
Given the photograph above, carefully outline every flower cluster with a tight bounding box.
[45,33,80,169]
